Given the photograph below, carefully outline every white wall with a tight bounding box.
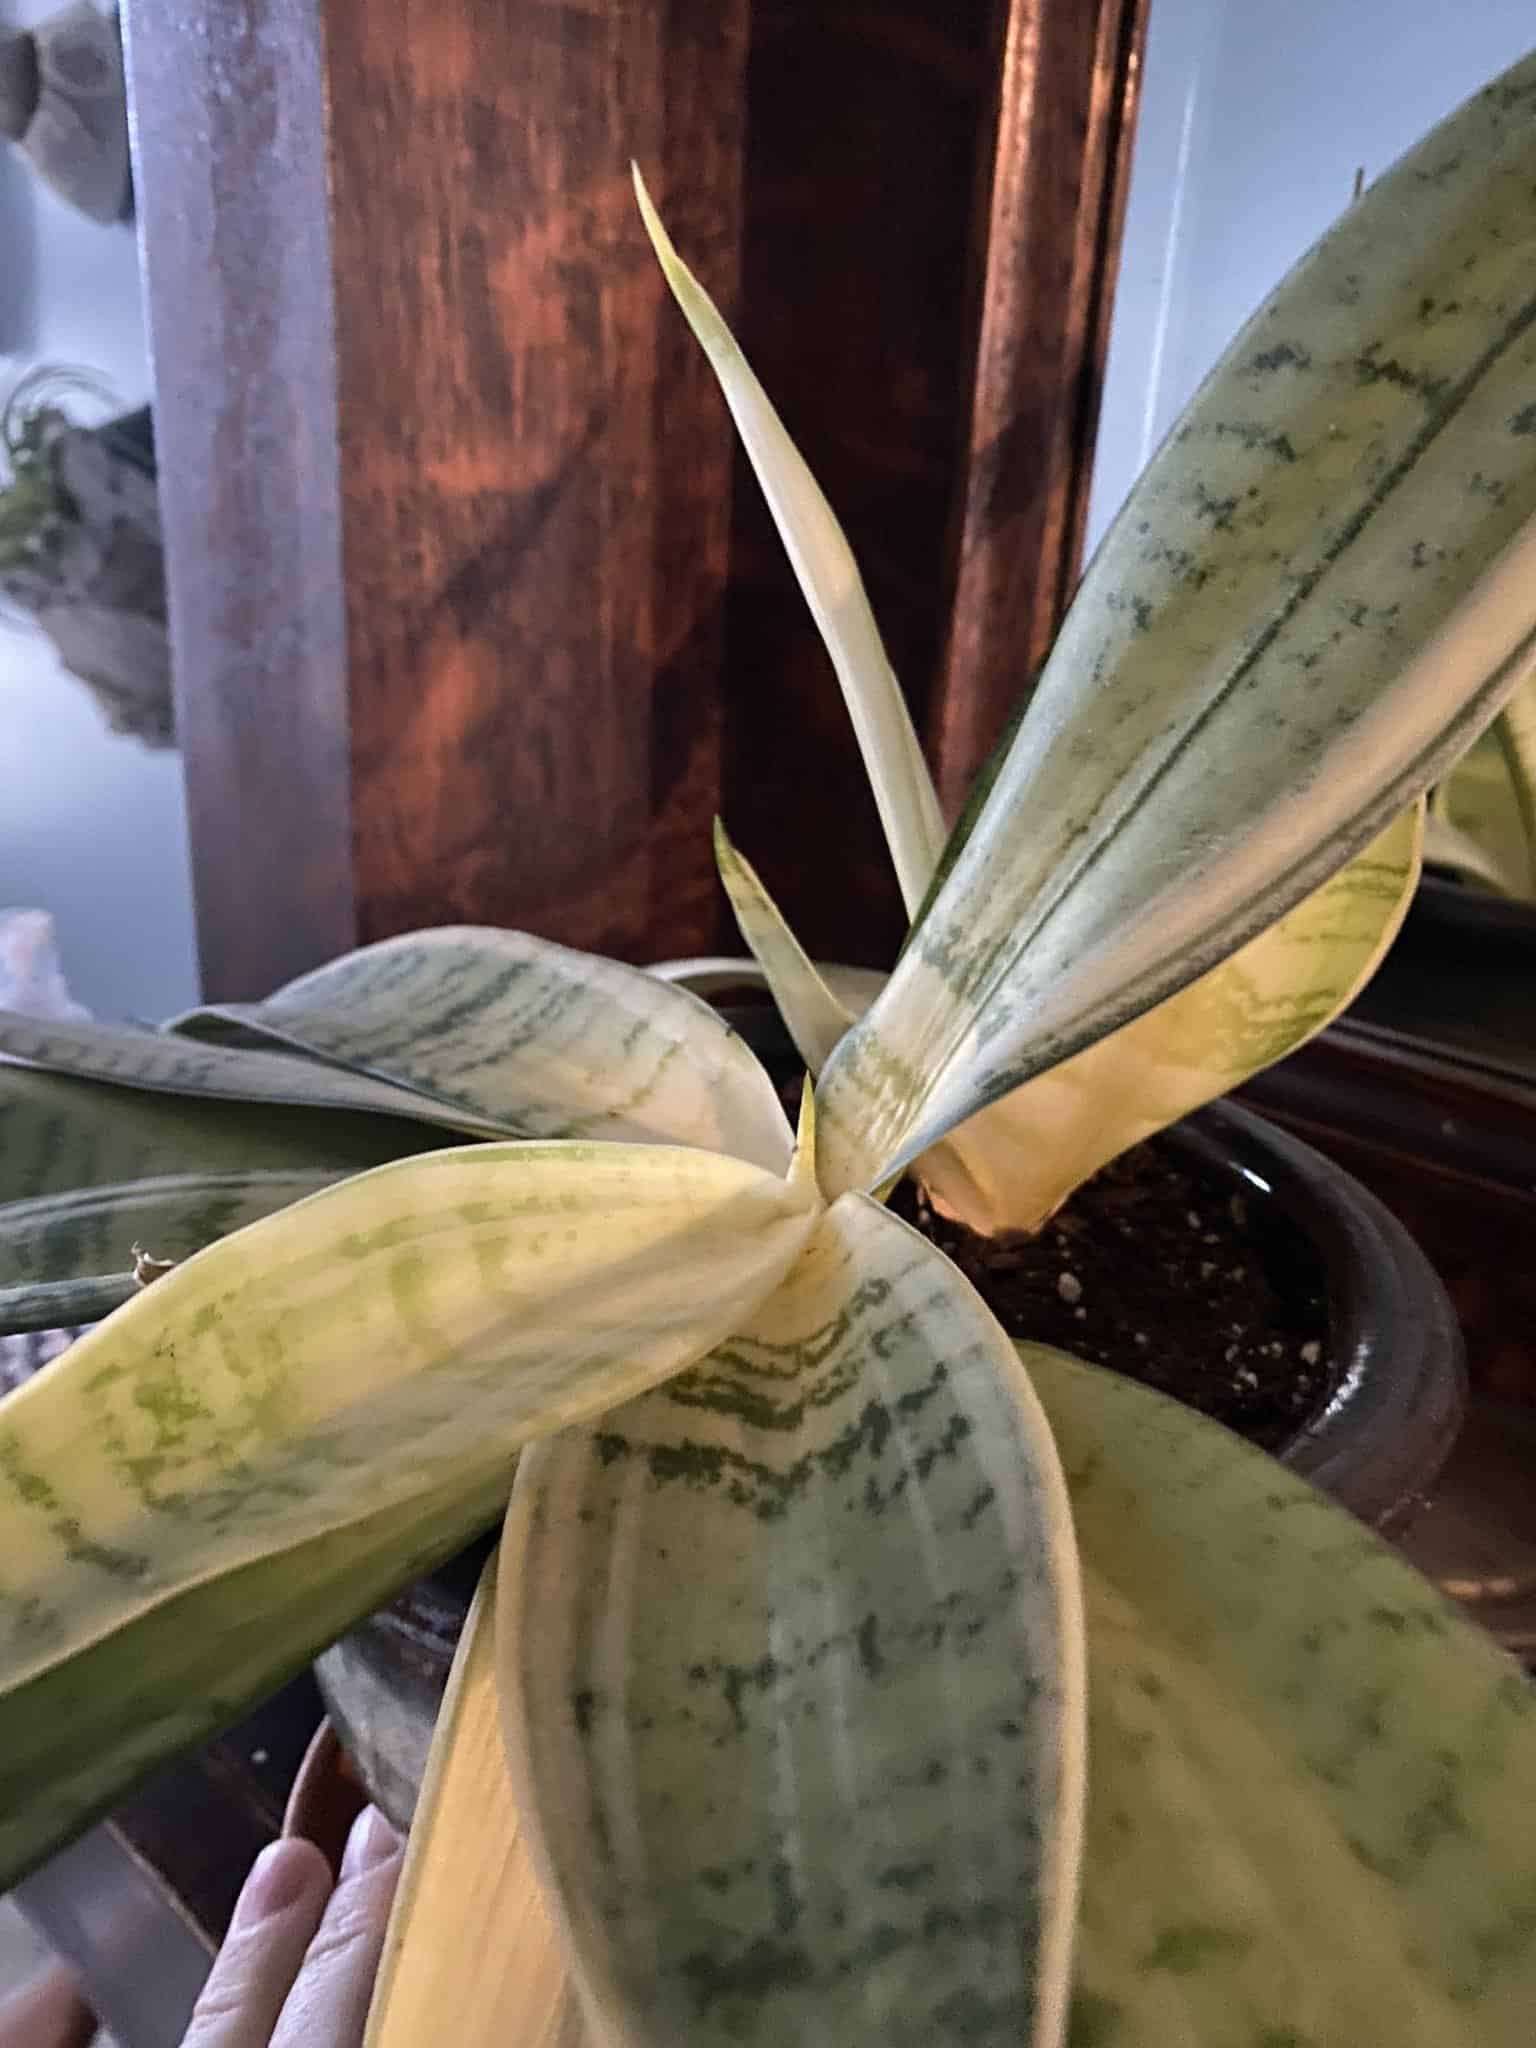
[1088,0,1536,555]
[0,0,197,1020]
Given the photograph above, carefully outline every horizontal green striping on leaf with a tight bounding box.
[503,1193,1084,2048]
[0,1058,438,1211]
[0,1009,511,1139]
[0,1169,346,1290]
[0,1142,816,1714]
[171,926,794,1173]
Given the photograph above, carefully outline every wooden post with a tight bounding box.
[926,0,1150,812]
[125,0,1145,999]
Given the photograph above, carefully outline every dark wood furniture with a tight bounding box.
[125,0,1147,998]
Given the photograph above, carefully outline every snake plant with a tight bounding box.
[3,51,1536,2048]
[1426,676,1536,898]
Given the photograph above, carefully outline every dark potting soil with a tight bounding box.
[889,1133,1332,1451]
[765,1050,1333,1449]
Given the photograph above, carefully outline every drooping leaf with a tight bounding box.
[712,821,857,1072]
[0,1057,437,1209]
[918,804,1423,1233]
[0,1141,817,1721]
[635,170,947,919]
[0,1010,513,1141]
[171,926,792,1173]
[366,1554,584,2048]
[502,1194,1085,2048]
[0,1168,346,1291]
[1026,1343,1536,2045]
[0,1458,513,1888]
[814,55,1536,1197]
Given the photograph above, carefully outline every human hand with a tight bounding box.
[182,1807,402,2047]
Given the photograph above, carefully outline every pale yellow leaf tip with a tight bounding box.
[712,813,741,881]
[789,1078,818,1197]
[632,163,735,361]
[632,162,678,278]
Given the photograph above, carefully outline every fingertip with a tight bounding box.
[340,1804,401,1881]
[233,1836,333,1930]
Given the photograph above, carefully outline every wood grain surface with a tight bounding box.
[127,0,1145,997]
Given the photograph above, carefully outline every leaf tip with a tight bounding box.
[712,814,740,875]
[789,1079,818,1198]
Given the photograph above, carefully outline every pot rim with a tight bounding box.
[1179,1098,1465,1532]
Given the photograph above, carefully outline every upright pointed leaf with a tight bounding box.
[1493,674,1536,892]
[713,822,857,1072]
[1423,799,1521,892]
[919,804,1422,1233]
[815,56,1536,1195]
[366,1555,585,2048]
[172,927,792,1172]
[649,956,887,1020]
[502,1195,1085,2048]
[0,1141,816,1725]
[636,171,946,917]
[1026,1344,1536,2045]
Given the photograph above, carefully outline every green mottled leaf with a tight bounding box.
[636,170,946,918]
[0,1142,816,1716]
[815,55,1536,1197]
[1027,1344,1536,2046]
[0,1456,511,1888]
[171,926,792,1173]
[918,805,1422,1233]
[0,1009,512,1141]
[0,1168,347,1289]
[0,1169,346,1333]
[0,1057,435,1209]
[502,1195,1084,2048]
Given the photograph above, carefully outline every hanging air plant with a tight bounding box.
[0,371,172,747]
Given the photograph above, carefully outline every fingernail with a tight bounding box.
[341,1804,400,1879]
[233,1840,325,1927]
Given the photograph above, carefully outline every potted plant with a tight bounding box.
[2,50,1536,2046]
[0,372,171,746]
